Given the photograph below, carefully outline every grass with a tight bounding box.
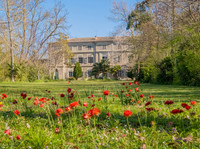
[0,80,200,149]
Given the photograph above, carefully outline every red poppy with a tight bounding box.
[140,94,144,98]
[4,129,11,135]
[2,93,8,98]
[104,90,109,95]
[132,99,135,102]
[91,95,94,97]
[181,103,188,108]
[98,98,101,101]
[69,102,79,108]
[88,108,101,117]
[146,107,155,112]
[65,107,71,111]
[28,96,33,100]
[171,109,184,114]
[55,128,59,133]
[164,101,174,105]
[83,103,88,107]
[190,101,196,105]
[13,99,17,104]
[91,104,95,107]
[114,95,117,97]
[185,105,191,110]
[145,101,151,106]
[135,88,139,92]
[88,96,91,99]
[106,112,111,117]
[82,113,90,119]
[60,94,65,97]
[40,104,44,108]
[34,99,39,105]
[149,95,154,99]
[16,135,21,140]
[14,110,20,116]
[134,81,139,85]
[126,94,129,97]
[129,82,132,85]
[67,88,71,93]
[138,100,141,104]
[56,108,63,114]
[121,91,124,93]
[124,110,132,117]
[122,83,125,85]
[55,112,59,117]
[129,89,131,92]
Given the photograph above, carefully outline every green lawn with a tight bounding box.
[0,80,199,149]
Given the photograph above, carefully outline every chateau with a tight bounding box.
[48,36,134,80]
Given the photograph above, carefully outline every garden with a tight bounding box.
[0,80,199,149]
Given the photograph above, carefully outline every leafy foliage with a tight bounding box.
[73,62,82,80]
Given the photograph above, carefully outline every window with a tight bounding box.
[103,45,106,49]
[70,58,75,64]
[79,57,83,63]
[118,70,123,77]
[69,71,73,77]
[88,57,93,63]
[88,46,92,50]
[78,46,82,50]
[88,70,92,76]
[102,56,107,60]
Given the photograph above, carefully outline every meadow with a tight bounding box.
[0,80,200,149]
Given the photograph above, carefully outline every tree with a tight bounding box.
[110,65,121,79]
[91,60,110,79]
[73,62,82,80]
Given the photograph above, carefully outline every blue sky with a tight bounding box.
[44,0,141,38]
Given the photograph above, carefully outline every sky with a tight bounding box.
[44,0,141,38]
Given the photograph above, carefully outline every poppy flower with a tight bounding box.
[4,129,11,135]
[146,107,155,112]
[16,135,21,140]
[55,128,59,133]
[114,95,117,97]
[145,101,151,106]
[34,100,39,105]
[67,88,71,93]
[171,109,184,114]
[28,96,33,100]
[40,104,44,108]
[82,113,90,119]
[91,95,94,97]
[0,102,3,107]
[56,108,63,114]
[149,95,154,99]
[13,99,17,104]
[14,110,20,116]
[124,110,132,117]
[60,94,65,97]
[134,81,139,85]
[138,100,141,104]
[104,90,109,95]
[88,96,91,99]
[140,94,144,98]
[164,101,174,105]
[185,105,191,110]
[88,108,101,117]
[129,82,132,85]
[83,103,88,107]
[65,107,71,111]
[55,112,59,117]
[181,103,188,108]
[91,104,95,107]
[69,102,79,108]
[190,101,196,105]
[129,89,131,92]
[106,112,111,117]
[126,94,129,97]
[121,91,124,93]
[122,83,125,85]
[98,98,101,101]
[2,93,8,98]
[132,99,135,102]
[135,88,139,92]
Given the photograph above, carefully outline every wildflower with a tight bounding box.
[190,101,196,105]
[140,94,144,98]
[60,94,65,97]
[88,96,91,99]
[83,103,88,107]
[164,100,174,105]
[82,113,90,119]
[40,104,44,108]
[149,95,154,99]
[171,109,184,114]
[138,100,141,104]
[129,82,132,85]
[106,112,111,117]
[34,99,39,105]
[185,105,191,110]
[91,104,95,107]
[145,101,151,106]
[146,108,155,112]
[181,103,188,108]
[126,94,129,97]
[16,135,21,140]
[135,88,139,92]
[69,102,79,108]
[67,88,71,93]
[4,129,11,135]
[0,102,3,107]
[91,95,94,97]
[28,96,32,100]
[132,99,135,102]
[65,107,71,111]
[114,95,117,97]
[55,112,59,117]
[124,110,132,117]
[104,90,109,95]
[128,89,131,92]
[98,98,101,101]
[55,128,59,133]
[122,83,125,85]
[88,108,101,117]
[56,108,63,114]
[14,110,20,116]
[134,81,139,85]
[2,93,8,98]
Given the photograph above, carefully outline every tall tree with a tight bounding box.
[73,62,82,80]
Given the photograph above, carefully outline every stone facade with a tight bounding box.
[48,37,134,80]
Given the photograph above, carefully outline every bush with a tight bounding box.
[73,62,82,80]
